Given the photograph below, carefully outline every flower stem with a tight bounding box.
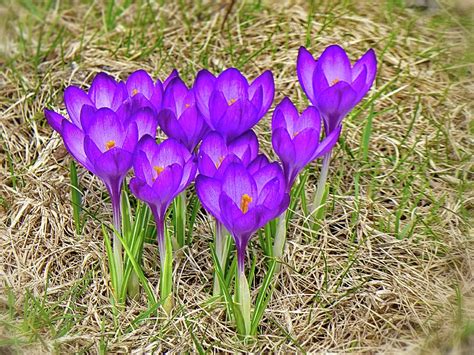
[110,181,124,297]
[174,191,187,248]
[235,259,251,336]
[311,151,332,219]
[156,215,173,314]
[213,220,230,296]
[272,212,287,263]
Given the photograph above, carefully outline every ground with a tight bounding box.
[0,0,473,353]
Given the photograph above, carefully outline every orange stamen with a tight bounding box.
[154,166,164,175]
[240,194,252,214]
[215,156,224,168]
[228,98,237,106]
[132,88,138,96]
[184,103,191,108]
[105,140,116,150]
[330,78,339,86]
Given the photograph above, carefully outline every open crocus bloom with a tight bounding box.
[272,97,341,188]
[297,45,377,134]
[158,74,209,152]
[44,70,178,136]
[129,136,197,254]
[196,161,289,273]
[197,130,259,178]
[193,68,274,141]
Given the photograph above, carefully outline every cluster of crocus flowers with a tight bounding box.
[45,43,376,336]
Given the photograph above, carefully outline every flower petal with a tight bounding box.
[61,120,89,169]
[221,162,257,207]
[64,86,93,128]
[88,73,118,108]
[87,108,125,152]
[249,70,274,118]
[297,46,317,102]
[195,175,223,220]
[127,107,158,139]
[126,70,155,99]
[317,44,352,84]
[311,125,341,160]
[44,109,66,134]
[272,97,298,134]
[228,130,259,166]
[215,68,249,103]
[194,69,216,120]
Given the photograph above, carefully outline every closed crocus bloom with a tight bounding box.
[272,97,341,188]
[297,45,377,134]
[129,135,197,312]
[158,75,210,152]
[197,130,259,178]
[194,68,274,141]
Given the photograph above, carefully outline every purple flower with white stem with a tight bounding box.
[297,44,377,219]
[272,97,341,189]
[158,74,210,152]
[194,68,274,141]
[129,135,197,312]
[297,44,377,135]
[196,160,289,334]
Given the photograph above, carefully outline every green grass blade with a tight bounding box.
[69,161,82,235]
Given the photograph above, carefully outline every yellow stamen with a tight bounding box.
[184,103,191,108]
[215,156,224,168]
[152,166,164,182]
[132,88,138,96]
[330,78,339,86]
[228,98,237,106]
[293,131,300,138]
[240,194,252,214]
[154,166,164,175]
[105,140,116,150]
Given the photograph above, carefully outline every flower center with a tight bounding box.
[152,166,164,182]
[184,103,191,108]
[215,156,224,168]
[330,78,339,86]
[228,98,237,106]
[240,194,252,214]
[132,88,138,96]
[105,140,116,150]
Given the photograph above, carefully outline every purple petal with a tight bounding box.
[163,69,179,90]
[272,128,296,164]
[64,86,93,128]
[61,120,89,169]
[294,106,321,138]
[163,76,189,116]
[88,73,118,109]
[249,70,274,118]
[194,69,216,120]
[247,154,270,175]
[126,70,155,100]
[317,45,352,84]
[152,138,190,168]
[221,162,257,206]
[316,81,357,134]
[111,82,128,111]
[297,46,317,103]
[252,161,284,193]
[216,68,249,103]
[133,150,155,186]
[311,125,341,160]
[158,109,186,143]
[127,107,158,139]
[196,175,223,220]
[80,105,97,134]
[44,109,65,133]
[87,108,125,152]
[152,163,183,205]
[136,135,159,162]
[215,100,259,140]
[352,48,377,102]
[228,130,259,166]
[130,177,160,205]
[292,128,320,167]
[208,90,228,129]
[272,97,298,134]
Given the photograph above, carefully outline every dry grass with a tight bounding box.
[1,0,473,352]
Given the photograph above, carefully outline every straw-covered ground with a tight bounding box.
[1,0,473,353]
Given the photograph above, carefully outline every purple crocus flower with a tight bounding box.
[297,45,377,134]
[129,136,197,260]
[196,160,289,273]
[193,68,274,141]
[158,74,210,152]
[197,130,259,178]
[272,97,341,188]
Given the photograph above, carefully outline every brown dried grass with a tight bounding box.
[0,0,473,353]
